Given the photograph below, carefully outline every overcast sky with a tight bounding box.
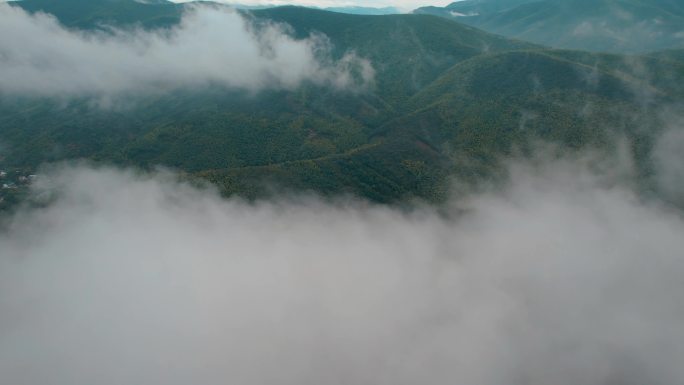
[170,0,455,12]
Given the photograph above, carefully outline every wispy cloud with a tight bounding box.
[0,4,373,101]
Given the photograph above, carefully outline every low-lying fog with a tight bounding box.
[0,3,373,102]
[1,137,683,385]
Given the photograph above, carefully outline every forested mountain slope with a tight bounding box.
[415,0,684,53]
[2,0,682,206]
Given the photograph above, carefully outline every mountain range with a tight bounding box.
[415,0,684,53]
[1,0,683,208]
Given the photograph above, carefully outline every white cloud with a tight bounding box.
[1,147,683,385]
[653,123,684,204]
[449,10,478,17]
[0,3,373,100]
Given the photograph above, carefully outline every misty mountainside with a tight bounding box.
[5,3,684,385]
[2,1,684,206]
[415,0,684,53]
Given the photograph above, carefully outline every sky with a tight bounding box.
[169,0,455,12]
[0,0,455,12]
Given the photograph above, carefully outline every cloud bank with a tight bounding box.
[0,4,373,99]
[1,148,684,385]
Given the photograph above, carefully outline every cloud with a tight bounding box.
[449,10,479,17]
[653,120,684,204]
[0,4,373,100]
[570,16,684,53]
[1,146,683,385]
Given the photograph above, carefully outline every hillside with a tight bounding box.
[415,0,684,53]
[11,1,533,104]
[251,7,535,104]
[174,48,684,201]
[2,1,683,207]
[323,6,400,15]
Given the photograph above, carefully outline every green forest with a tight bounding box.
[2,0,683,208]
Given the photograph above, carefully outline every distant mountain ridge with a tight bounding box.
[323,6,400,15]
[415,0,684,53]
